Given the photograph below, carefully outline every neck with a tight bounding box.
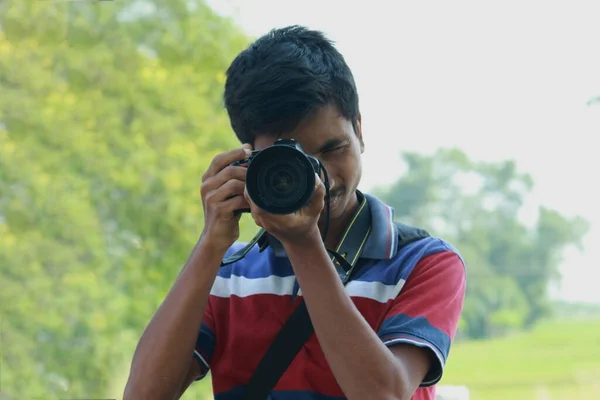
[320,191,360,250]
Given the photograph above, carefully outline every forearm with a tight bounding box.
[284,234,408,400]
[124,238,224,399]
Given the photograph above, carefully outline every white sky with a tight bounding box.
[207,0,600,303]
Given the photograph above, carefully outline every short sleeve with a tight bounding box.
[377,250,466,387]
[193,297,217,381]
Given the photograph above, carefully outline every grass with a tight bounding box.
[440,318,600,399]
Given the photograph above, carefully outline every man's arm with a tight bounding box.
[377,247,466,388]
[123,238,222,400]
[123,145,251,399]
[284,233,466,400]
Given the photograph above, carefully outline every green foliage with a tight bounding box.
[441,319,600,399]
[587,96,600,106]
[0,0,252,398]
[376,149,589,338]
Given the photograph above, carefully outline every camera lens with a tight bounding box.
[246,145,316,214]
[270,167,296,195]
[258,158,307,205]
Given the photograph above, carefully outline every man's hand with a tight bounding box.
[200,143,253,253]
[245,171,326,245]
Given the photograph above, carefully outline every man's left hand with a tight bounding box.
[244,172,326,245]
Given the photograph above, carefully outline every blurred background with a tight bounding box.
[0,0,598,399]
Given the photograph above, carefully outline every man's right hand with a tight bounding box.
[199,143,253,253]
[124,146,254,400]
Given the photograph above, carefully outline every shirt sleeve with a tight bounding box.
[192,297,217,381]
[377,249,466,387]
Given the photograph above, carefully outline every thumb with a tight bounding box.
[308,173,326,210]
[314,173,325,195]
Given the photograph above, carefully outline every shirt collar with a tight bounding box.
[263,191,398,261]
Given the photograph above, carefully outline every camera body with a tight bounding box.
[231,139,321,215]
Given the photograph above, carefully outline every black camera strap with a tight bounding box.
[242,197,373,400]
[220,227,266,267]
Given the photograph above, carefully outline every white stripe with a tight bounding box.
[193,350,210,370]
[387,204,396,259]
[192,350,210,381]
[210,275,296,298]
[211,274,406,303]
[345,278,406,303]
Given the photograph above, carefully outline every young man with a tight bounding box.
[124,26,466,400]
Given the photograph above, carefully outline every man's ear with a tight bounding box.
[356,114,364,153]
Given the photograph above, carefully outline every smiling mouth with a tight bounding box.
[327,194,342,208]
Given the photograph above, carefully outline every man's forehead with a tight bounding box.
[252,106,349,151]
[253,133,345,155]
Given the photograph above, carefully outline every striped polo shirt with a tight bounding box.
[192,192,466,400]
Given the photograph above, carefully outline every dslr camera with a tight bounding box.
[230,139,321,215]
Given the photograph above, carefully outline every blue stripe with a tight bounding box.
[196,323,216,362]
[217,245,295,279]
[378,313,451,363]
[215,386,346,400]
[354,237,459,286]
[216,237,461,285]
[361,193,393,259]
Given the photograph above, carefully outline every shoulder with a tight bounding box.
[390,230,465,276]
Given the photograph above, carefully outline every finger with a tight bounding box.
[206,179,246,204]
[242,143,253,152]
[307,173,326,210]
[201,166,247,198]
[213,165,248,185]
[217,195,251,219]
[314,173,323,188]
[244,187,265,219]
[203,145,253,182]
[314,173,325,195]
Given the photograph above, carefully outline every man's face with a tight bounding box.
[253,105,364,223]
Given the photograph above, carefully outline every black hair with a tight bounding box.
[224,25,360,144]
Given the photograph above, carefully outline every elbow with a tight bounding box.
[374,371,417,400]
[380,388,415,400]
[122,381,138,400]
[376,390,413,400]
[347,381,413,400]
[348,389,408,400]
[122,375,170,400]
[122,382,136,400]
[122,377,149,400]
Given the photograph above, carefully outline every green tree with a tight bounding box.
[0,0,252,398]
[376,149,589,339]
[586,96,600,106]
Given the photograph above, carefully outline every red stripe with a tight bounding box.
[207,294,394,394]
[384,251,466,337]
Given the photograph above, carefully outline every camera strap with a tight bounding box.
[243,196,372,400]
[220,227,267,267]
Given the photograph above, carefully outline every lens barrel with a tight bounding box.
[246,144,317,214]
